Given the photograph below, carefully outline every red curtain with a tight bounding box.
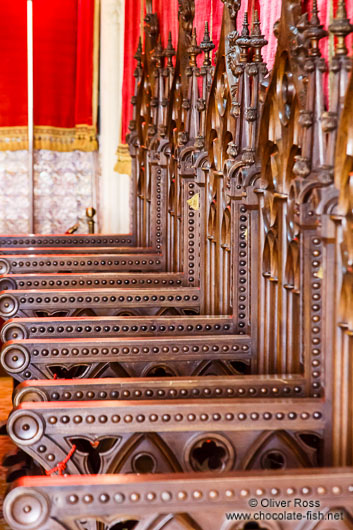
[121,0,142,145]
[0,4,27,130]
[0,0,98,151]
[153,0,179,50]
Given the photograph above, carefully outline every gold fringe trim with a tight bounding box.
[0,127,28,151]
[0,125,98,152]
[114,143,131,174]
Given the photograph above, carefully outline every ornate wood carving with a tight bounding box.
[2,0,353,528]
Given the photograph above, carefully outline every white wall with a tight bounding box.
[99,0,131,234]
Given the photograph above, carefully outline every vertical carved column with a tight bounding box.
[330,2,353,463]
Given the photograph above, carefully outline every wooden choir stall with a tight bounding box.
[1,0,353,528]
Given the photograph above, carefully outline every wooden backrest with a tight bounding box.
[127,0,268,303]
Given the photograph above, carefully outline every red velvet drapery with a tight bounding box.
[0,4,28,130]
[121,0,142,147]
[0,0,98,151]
[121,0,340,145]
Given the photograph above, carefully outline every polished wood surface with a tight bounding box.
[2,0,353,528]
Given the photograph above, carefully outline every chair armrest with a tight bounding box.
[1,315,235,341]
[0,272,185,291]
[4,468,344,530]
[0,253,163,274]
[1,334,250,381]
[13,374,306,406]
[0,233,135,248]
[0,287,200,319]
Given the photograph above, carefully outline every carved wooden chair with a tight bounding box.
[0,3,261,384]
[4,0,349,454]
[0,0,330,411]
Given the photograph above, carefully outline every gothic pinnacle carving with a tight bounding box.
[328,0,353,57]
[187,28,201,67]
[164,32,176,68]
[250,10,268,63]
[305,0,328,56]
[237,13,251,63]
[134,37,143,68]
[200,21,215,67]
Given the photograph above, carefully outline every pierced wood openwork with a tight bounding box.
[3,0,353,529]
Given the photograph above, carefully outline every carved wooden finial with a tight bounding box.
[85,207,96,234]
[200,21,215,67]
[328,0,353,56]
[237,12,251,63]
[164,31,176,68]
[134,37,143,68]
[250,10,268,63]
[187,27,201,67]
[311,0,320,25]
[306,0,328,56]
[241,12,249,36]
